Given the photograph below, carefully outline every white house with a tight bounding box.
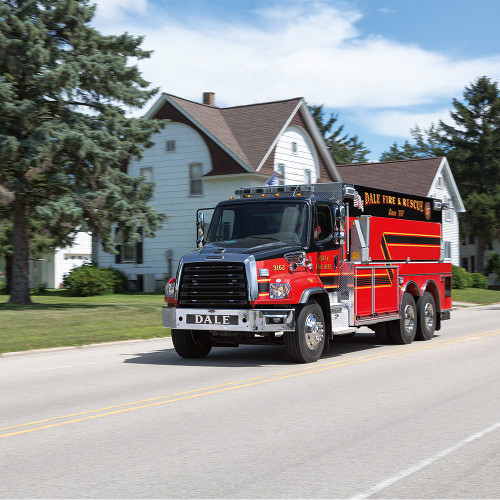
[94,91,465,290]
[0,230,92,290]
[337,157,465,266]
[94,92,340,290]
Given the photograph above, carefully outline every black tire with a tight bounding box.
[415,292,436,341]
[389,293,417,345]
[372,322,393,344]
[285,302,326,363]
[171,329,212,358]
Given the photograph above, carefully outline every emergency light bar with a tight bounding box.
[234,185,315,198]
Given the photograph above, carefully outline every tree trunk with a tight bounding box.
[5,254,12,295]
[8,198,32,304]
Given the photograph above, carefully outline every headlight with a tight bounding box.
[269,283,291,299]
[165,281,176,298]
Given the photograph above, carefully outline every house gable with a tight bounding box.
[153,98,249,176]
[430,157,465,213]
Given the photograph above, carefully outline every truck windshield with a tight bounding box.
[206,201,309,247]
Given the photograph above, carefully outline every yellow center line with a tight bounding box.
[2,329,500,439]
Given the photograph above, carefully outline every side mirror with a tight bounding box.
[333,205,346,245]
[196,211,205,248]
[338,206,346,245]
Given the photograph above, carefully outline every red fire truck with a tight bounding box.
[163,182,452,363]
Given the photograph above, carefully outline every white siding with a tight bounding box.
[53,232,92,288]
[274,126,318,185]
[428,169,460,266]
[96,122,267,288]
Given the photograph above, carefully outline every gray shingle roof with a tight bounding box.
[337,157,444,197]
[167,94,302,171]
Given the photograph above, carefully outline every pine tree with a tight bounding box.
[308,104,371,164]
[440,77,500,272]
[379,125,447,161]
[0,0,165,304]
[439,76,500,198]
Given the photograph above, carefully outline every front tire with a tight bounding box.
[285,302,326,363]
[171,329,212,358]
[389,293,417,345]
[415,292,436,341]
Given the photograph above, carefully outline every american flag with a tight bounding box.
[266,173,279,186]
[354,193,364,211]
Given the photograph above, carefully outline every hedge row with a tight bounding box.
[451,265,489,289]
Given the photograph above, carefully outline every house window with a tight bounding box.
[64,254,91,261]
[115,227,143,264]
[437,175,444,189]
[291,142,298,154]
[189,163,203,196]
[304,169,311,184]
[122,243,136,263]
[462,257,468,271]
[445,199,452,222]
[140,167,154,200]
[468,234,475,245]
[166,140,176,152]
[140,167,153,183]
[444,241,451,259]
[277,163,285,185]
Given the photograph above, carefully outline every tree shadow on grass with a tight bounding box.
[0,302,145,310]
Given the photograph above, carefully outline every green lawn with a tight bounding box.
[1,287,499,355]
[0,290,169,354]
[452,287,500,305]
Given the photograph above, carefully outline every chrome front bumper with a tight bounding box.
[162,307,295,332]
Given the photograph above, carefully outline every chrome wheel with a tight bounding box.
[304,313,325,351]
[285,302,326,363]
[403,304,415,334]
[424,302,435,331]
[390,293,417,345]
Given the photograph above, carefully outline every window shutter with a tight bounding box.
[136,227,143,264]
[115,227,121,264]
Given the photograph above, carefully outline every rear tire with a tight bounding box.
[171,329,212,358]
[285,302,325,363]
[415,292,436,341]
[389,293,417,345]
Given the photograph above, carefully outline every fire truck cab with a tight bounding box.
[163,182,452,363]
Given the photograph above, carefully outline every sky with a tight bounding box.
[92,0,500,162]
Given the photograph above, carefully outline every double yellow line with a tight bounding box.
[2,329,499,439]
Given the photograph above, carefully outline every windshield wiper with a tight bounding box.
[252,236,282,242]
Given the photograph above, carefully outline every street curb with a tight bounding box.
[0,336,171,358]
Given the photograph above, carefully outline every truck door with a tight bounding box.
[312,204,340,291]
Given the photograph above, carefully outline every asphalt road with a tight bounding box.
[1,304,500,499]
